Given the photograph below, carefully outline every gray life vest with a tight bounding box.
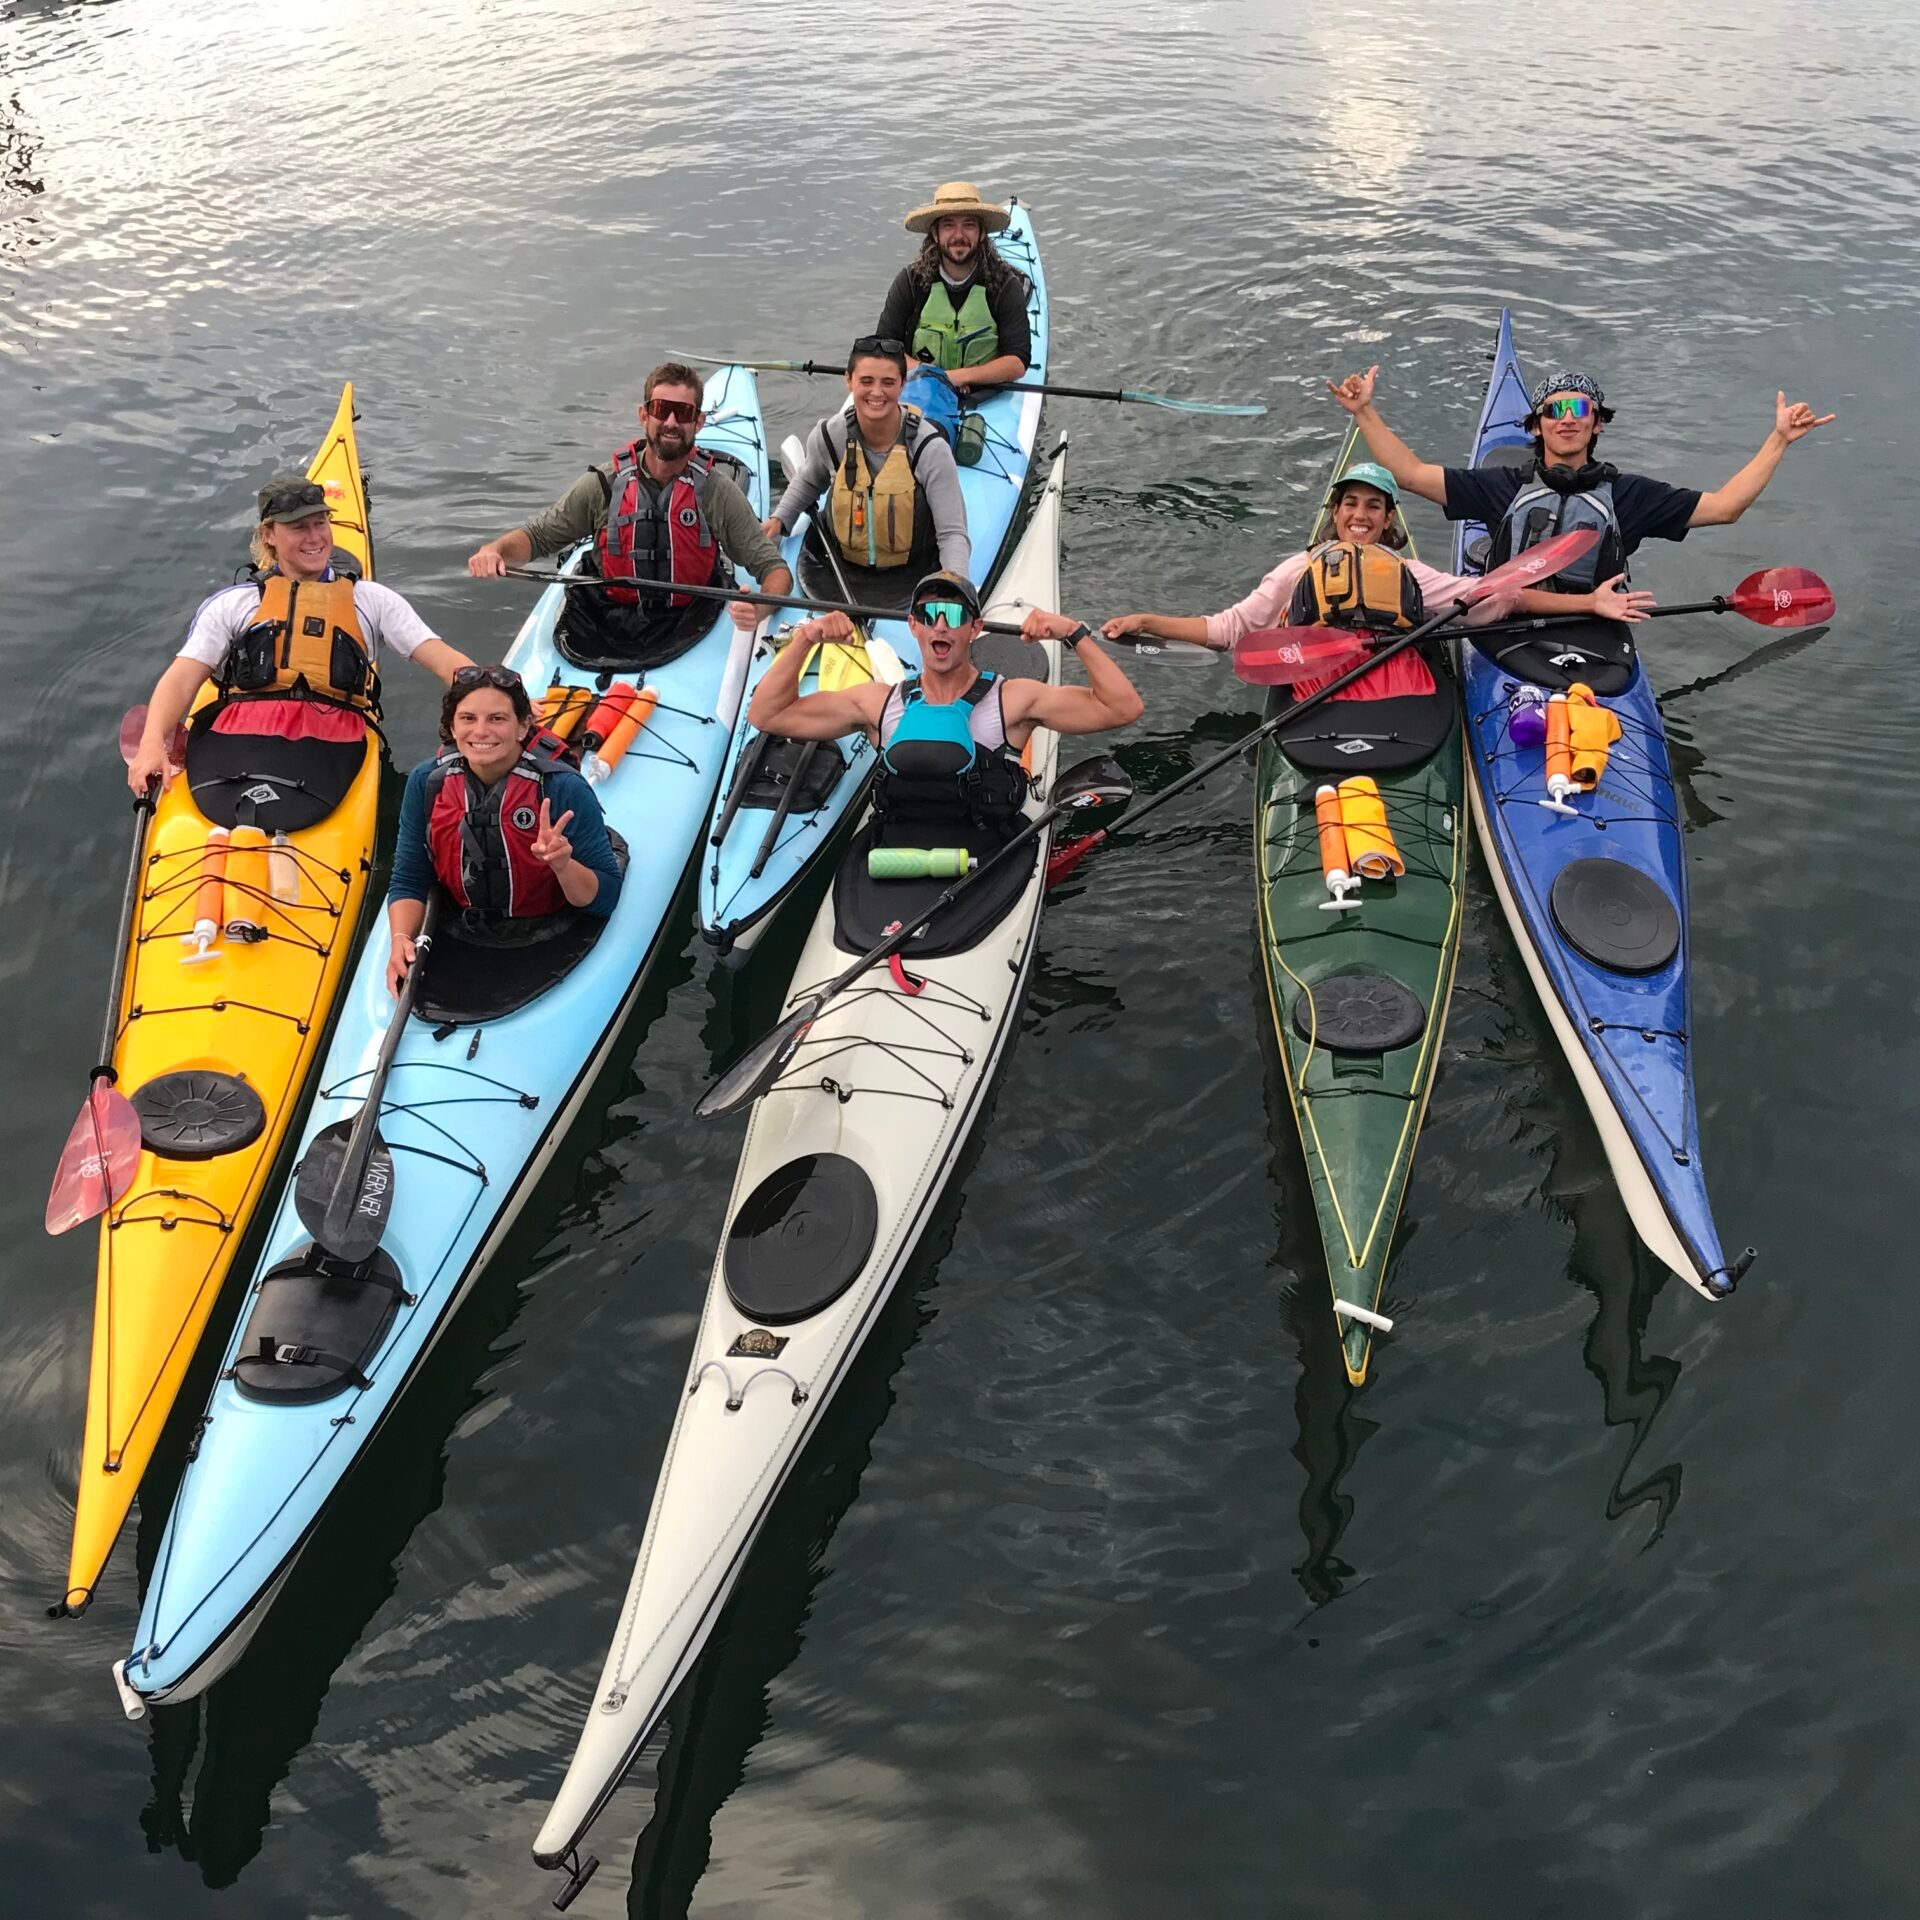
[1497,466,1625,591]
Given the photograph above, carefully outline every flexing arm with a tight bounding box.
[1005,613,1144,735]
[1689,394,1834,527]
[127,656,213,794]
[1325,366,1447,504]
[747,612,889,739]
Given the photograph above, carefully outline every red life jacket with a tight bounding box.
[422,733,577,920]
[597,443,722,609]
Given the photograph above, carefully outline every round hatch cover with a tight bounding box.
[1291,967,1426,1054]
[132,1070,267,1159]
[724,1153,879,1325]
[1549,857,1681,974]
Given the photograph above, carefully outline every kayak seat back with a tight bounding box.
[832,813,1033,959]
[412,835,631,1027]
[185,722,368,831]
[1468,620,1636,695]
[1268,670,1456,776]
[741,735,847,812]
[724,1152,879,1326]
[230,1244,407,1405]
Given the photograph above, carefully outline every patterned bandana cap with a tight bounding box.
[1527,370,1615,419]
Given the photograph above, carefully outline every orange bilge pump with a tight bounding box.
[1314,777,1404,909]
[1541,683,1621,816]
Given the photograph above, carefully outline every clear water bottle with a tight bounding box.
[1507,684,1548,748]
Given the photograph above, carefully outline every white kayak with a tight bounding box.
[534,439,1072,1890]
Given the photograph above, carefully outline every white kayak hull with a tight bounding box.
[535,440,1071,1874]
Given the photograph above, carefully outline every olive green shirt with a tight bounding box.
[519,460,785,582]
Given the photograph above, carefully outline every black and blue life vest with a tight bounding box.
[1494,460,1626,591]
[875,670,1029,839]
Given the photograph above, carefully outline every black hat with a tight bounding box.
[256,474,331,524]
[912,568,982,619]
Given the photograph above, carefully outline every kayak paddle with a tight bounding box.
[1231,628,1374,686]
[695,754,1134,1119]
[1045,525,1603,887]
[293,903,438,1264]
[669,351,1265,417]
[117,703,190,776]
[1470,566,1835,644]
[46,779,156,1234]
[493,567,1217,660]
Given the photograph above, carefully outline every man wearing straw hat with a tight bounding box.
[873,181,1031,394]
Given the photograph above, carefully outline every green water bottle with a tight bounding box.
[869,846,971,880]
[956,410,987,468]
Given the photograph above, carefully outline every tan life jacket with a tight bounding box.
[222,573,378,709]
[827,408,937,572]
[1288,541,1424,636]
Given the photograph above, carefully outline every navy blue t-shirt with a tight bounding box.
[1442,465,1700,556]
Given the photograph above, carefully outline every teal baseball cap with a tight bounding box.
[1326,461,1400,505]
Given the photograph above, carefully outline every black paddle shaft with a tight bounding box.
[315,905,438,1255]
[93,789,156,1082]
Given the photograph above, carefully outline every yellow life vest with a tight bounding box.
[1288,541,1423,635]
[223,573,378,709]
[828,409,935,572]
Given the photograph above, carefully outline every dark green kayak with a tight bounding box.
[1253,424,1466,1384]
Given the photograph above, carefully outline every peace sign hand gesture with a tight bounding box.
[531,798,574,871]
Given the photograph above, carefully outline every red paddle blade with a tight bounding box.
[1045,827,1108,888]
[1468,526,1601,599]
[1231,628,1371,686]
[117,704,186,770]
[46,1084,142,1235]
[1726,567,1834,627]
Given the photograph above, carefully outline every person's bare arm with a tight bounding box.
[127,657,212,793]
[1005,613,1144,734]
[409,637,473,681]
[1689,394,1834,526]
[948,352,1027,392]
[467,528,534,578]
[747,613,888,739]
[1325,366,1447,504]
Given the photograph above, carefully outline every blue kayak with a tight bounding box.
[118,368,772,1707]
[695,200,1050,957]
[1454,311,1748,1299]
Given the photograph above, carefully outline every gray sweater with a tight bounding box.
[770,407,971,579]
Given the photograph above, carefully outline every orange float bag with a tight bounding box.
[1337,777,1404,879]
[1564,682,1621,790]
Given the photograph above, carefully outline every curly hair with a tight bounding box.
[905,227,1017,301]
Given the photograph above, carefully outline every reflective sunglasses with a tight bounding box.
[850,335,906,358]
[1538,395,1597,422]
[646,396,702,425]
[451,665,524,692]
[912,598,973,629]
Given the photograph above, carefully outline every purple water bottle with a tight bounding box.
[1507,685,1548,748]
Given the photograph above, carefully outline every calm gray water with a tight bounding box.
[4,0,1917,1913]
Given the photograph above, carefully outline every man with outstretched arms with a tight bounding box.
[749,571,1141,845]
[467,361,791,654]
[874,181,1031,393]
[762,338,971,591]
[1326,363,1833,596]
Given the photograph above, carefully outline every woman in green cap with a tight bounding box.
[1101,461,1648,671]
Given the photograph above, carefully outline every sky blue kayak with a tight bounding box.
[116,368,771,1709]
[695,201,1049,958]
[1454,311,1750,1299]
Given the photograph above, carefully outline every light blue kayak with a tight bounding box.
[117,368,770,1709]
[695,200,1050,957]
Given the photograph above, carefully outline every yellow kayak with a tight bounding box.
[62,385,382,1613]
